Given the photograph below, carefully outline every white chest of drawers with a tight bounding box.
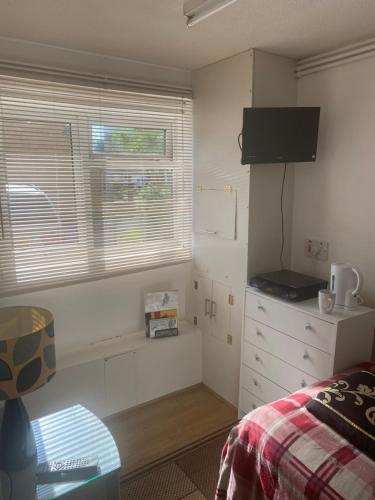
[239,287,375,417]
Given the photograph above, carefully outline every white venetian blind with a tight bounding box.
[0,75,193,296]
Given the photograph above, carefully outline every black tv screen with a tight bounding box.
[241,107,320,165]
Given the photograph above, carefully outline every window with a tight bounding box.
[0,76,193,295]
[91,125,167,156]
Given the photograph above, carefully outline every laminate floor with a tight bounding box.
[106,384,238,478]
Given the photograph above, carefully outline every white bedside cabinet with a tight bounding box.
[239,287,375,418]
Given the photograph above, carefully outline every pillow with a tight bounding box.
[306,370,375,460]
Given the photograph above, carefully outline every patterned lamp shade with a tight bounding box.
[0,306,55,401]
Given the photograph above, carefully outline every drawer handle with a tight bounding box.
[255,329,263,337]
[253,378,258,386]
[303,351,310,360]
[210,300,217,319]
[204,298,211,316]
[255,354,261,362]
[301,379,307,388]
[305,324,313,331]
[257,304,265,311]
[252,403,257,410]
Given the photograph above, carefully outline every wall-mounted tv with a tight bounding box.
[241,107,320,165]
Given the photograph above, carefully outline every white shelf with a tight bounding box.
[57,320,199,371]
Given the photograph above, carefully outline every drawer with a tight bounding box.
[239,388,265,415]
[245,292,335,353]
[244,317,332,379]
[243,342,319,393]
[241,364,288,403]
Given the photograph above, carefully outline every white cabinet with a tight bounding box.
[193,275,232,343]
[239,388,264,414]
[105,351,137,415]
[24,359,107,420]
[24,321,202,420]
[239,287,375,418]
[135,329,202,404]
[211,280,232,343]
[193,275,212,334]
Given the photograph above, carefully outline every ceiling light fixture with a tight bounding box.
[184,0,239,27]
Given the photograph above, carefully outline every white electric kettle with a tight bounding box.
[330,263,362,309]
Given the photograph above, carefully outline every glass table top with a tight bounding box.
[32,404,121,500]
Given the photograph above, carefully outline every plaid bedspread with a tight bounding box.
[216,363,375,500]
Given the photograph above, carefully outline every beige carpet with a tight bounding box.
[121,430,230,500]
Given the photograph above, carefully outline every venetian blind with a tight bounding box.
[0,75,193,295]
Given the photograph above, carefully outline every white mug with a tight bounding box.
[319,289,336,314]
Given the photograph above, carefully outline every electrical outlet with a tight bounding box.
[227,334,233,345]
[304,239,329,261]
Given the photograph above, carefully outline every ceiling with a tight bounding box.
[1,0,375,70]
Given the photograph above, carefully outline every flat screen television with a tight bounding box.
[241,107,320,165]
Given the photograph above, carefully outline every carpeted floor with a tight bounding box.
[120,429,230,500]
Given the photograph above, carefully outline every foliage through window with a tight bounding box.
[91,125,167,155]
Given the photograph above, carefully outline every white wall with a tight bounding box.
[0,36,191,89]
[248,51,296,276]
[292,56,375,313]
[0,263,192,353]
[192,50,253,406]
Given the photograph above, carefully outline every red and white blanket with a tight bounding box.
[216,363,375,500]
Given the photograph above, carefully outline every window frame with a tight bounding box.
[77,111,186,261]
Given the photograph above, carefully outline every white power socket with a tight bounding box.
[304,239,329,261]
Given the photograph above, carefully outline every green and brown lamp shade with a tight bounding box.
[0,306,55,401]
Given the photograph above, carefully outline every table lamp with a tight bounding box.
[0,306,55,472]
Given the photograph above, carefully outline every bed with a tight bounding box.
[216,363,375,500]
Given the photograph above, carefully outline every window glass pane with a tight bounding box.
[90,167,174,248]
[4,120,79,250]
[2,119,88,284]
[91,125,166,155]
